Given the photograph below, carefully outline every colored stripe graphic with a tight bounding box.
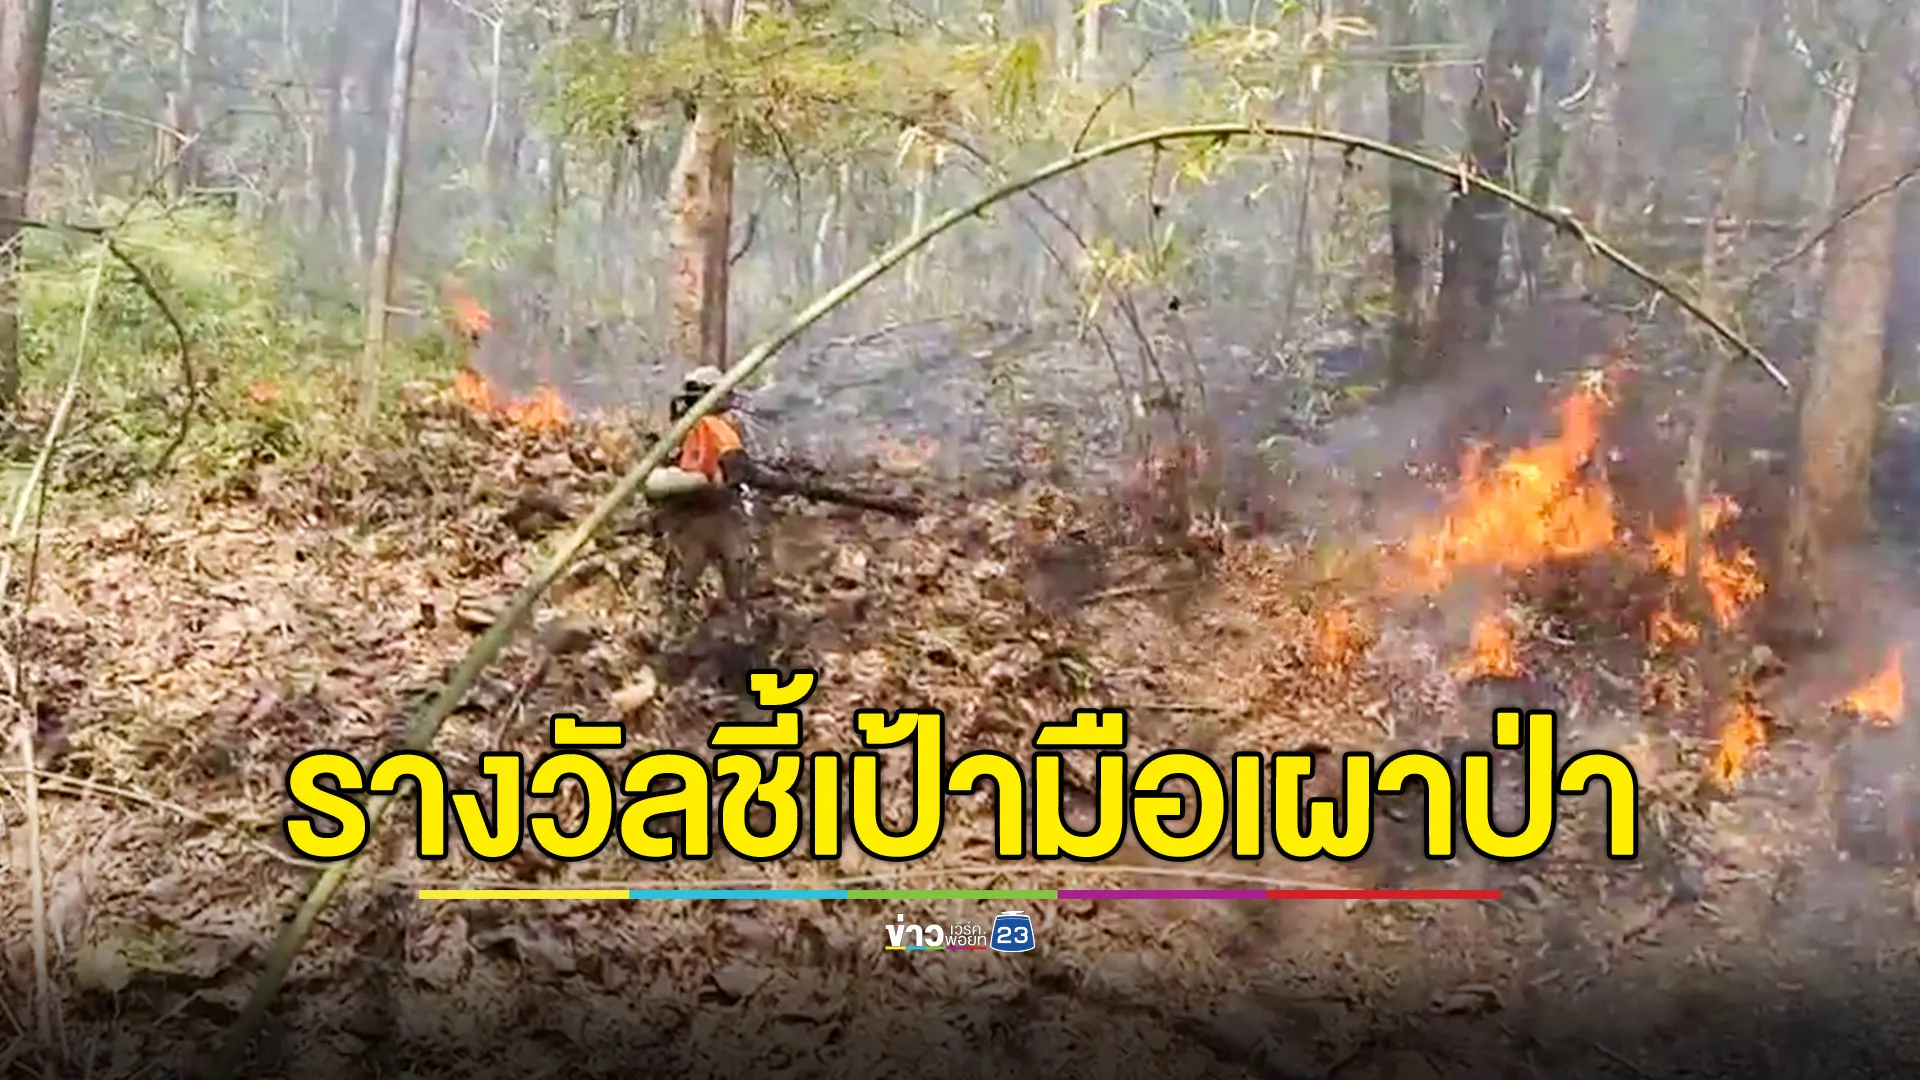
[417,887,1502,901]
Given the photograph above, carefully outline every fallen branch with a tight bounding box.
[211,121,1790,1079]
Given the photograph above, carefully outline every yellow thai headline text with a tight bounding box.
[281,669,1640,865]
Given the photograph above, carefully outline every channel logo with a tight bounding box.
[990,910,1035,953]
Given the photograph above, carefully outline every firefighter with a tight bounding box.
[643,366,758,638]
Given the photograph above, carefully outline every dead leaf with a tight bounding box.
[1429,984,1502,1015]
[711,961,773,1001]
[611,669,659,715]
[495,921,577,979]
[73,937,132,994]
[774,984,845,1024]
[455,595,505,631]
[406,912,471,990]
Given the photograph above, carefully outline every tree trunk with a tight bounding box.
[313,0,347,248]
[1052,0,1075,77]
[1424,0,1546,384]
[1698,0,1774,289]
[1571,0,1637,296]
[1802,62,1859,316]
[1275,0,1330,350]
[1679,0,1778,639]
[809,163,840,292]
[904,151,932,302]
[664,0,736,374]
[340,75,365,263]
[166,0,207,201]
[1079,0,1100,72]
[0,0,54,414]
[358,0,424,417]
[1382,0,1429,384]
[481,14,504,202]
[605,3,631,217]
[1516,4,1577,303]
[1779,4,1916,630]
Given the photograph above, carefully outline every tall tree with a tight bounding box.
[1779,2,1917,628]
[359,0,424,417]
[1424,0,1546,383]
[165,0,208,200]
[1570,0,1638,296]
[0,0,52,414]
[664,0,736,374]
[1515,3,1579,304]
[1381,0,1431,384]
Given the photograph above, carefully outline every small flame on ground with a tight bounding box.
[1647,601,1698,648]
[1841,647,1905,725]
[502,385,570,435]
[1708,692,1766,790]
[451,369,570,435]
[1646,495,1765,641]
[1455,609,1521,679]
[1308,603,1370,675]
[1400,383,1616,592]
[441,276,495,340]
[453,368,497,412]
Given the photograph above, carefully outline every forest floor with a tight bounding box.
[4,332,1920,1079]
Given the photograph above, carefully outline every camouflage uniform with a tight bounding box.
[654,365,756,638]
[656,486,753,638]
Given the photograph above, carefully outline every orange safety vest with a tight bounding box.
[679,415,744,482]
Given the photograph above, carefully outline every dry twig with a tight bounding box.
[1,243,106,1061]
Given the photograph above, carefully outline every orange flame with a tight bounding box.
[450,369,570,434]
[1708,692,1766,790]
[453,368,498,412]
[441,275,494,340]
[1646,495,1765,640]
[1308,603,1370,675]
[1455,609,1521,679]
[501,385,570,436]
[1842,647,1905,725]
[1647,600,1699,648]
[1401,383,1616,592]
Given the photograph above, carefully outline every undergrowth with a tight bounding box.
[11,202,454,502]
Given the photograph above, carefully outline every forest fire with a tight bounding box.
[1308,602,1370,676]
[441,275,495,344]
[1646,494,1765,646]
[1455,609,1521,679]
[1708,692,1767,790]
[1842,647,1905,725]
[452,368,571,435]
[1399,382,1616,593]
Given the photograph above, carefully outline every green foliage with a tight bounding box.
[18,204,442,483]
[544,10,1065,169]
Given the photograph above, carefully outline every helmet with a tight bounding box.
[683,365,725,393]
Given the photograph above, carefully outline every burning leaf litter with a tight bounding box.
[1456,608,1522,680]
[1708,691,1767,791]
[1842,647,1906,726]
[453,368,573,436]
